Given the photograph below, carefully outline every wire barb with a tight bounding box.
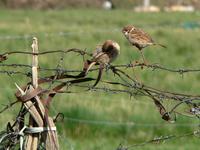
[0,45,200,149]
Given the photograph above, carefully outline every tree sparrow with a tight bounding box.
[122,25,166,64]
[79,40,120,87]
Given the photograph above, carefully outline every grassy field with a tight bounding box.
[0,9,200,149]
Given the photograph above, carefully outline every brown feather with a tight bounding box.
[78,40,120,87]
[129,28,153,44]
[92,63,104,87]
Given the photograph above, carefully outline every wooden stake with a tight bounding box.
[32,37,38,89]
[30,37,39,150]
[26,37,39,150]
[23,37,59,150]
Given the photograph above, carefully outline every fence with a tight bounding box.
[0,36,200,149]
[0,22,200,40]
[116,129,200,150]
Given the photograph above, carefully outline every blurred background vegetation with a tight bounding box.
[0,0,200,9]
[0,1,200,150]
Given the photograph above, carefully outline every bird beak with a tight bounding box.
[124,31,128,36]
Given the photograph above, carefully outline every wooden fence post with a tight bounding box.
[26,37,39,150]
[23,37,59,150]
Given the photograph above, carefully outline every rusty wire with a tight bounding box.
[1,48,200,74]
[116,130,200,150]
[0,48,200,149]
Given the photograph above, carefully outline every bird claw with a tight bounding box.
[143,60,149,65]
[140,60,150,69]
[105,63,111,72]
[0,54,8,62]
[132,60,140,67]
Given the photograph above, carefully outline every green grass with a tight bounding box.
[0,9,200,149]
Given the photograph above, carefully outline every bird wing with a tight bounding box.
[77,60,96,77]
[79,51,107,76]
[92,51,110,64]
[92,45,102,57]
[78,50,108,77]
[129,29,154,44]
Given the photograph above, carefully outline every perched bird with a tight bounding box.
[122,25,166,64]
[79,40,120,87]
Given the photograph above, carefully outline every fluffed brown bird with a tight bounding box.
[122,25,166,64]
[79,40,120,87]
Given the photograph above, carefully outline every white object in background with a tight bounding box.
[144,0,150,7]
[164,5,195,12]
[102,0,112,10]
[134,5,160,12]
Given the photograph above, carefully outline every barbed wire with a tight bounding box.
[1,45,200,149]
[1,48,200,75]
[114,63,200,75]
[0,48,92,58]
[116,130,200,150]
[0,63,82,73]
[0,65,200,121]
[0,62,199,74]
[0,70,31,77]
[1,52,200,119]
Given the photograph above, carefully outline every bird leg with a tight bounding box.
[105,63,111,72]
[131,59,138,71]
[130,61,143,84]
[140,50,148,67]
[132,67,142,84]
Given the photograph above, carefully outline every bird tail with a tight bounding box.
[84,61,96,75]
[92,64,104,88]
[77,60,96,77]
[154,43,167,48]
